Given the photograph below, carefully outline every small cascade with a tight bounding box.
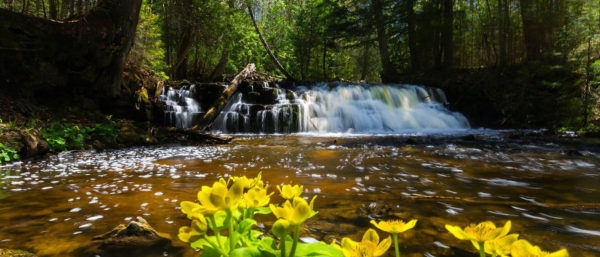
[213,82,470,134]
[159,85,202,128]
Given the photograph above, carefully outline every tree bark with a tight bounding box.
[406,0,419,71]
[246,2,295,80]
[441,0,454,69]
[48,0,57,19]
[195,63,257,131]
[372,0,395,82]
[0,0,142,98]
[520,0,540,61]
[208,47,229,82]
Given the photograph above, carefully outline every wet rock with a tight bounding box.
[116,122,149,146]
[0,249,36,257]
[77,217,185,257]
[19,130,49,158]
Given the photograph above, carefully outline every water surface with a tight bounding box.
[0,131,599,256]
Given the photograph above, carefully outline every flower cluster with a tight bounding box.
[177,174,570,257]
[177,174,338,257]
[446,221,569,257]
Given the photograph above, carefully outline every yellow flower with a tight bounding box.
[340,229,392,257]
[180,201,204,220]
[370,219,417,234]
[445,220,511,243]
[230,172,264,190]
[269,196,317,225]
[472,234,519,257]
[277,184,303,200]
[196,179,244,215]
[511,240,569,257]
[178,218,208,243]
[244,186,273,208]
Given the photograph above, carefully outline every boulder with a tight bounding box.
[19,130,49,158]
[76,217,185,257]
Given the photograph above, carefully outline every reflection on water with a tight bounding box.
[0,131,599,256]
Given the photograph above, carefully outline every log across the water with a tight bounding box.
[194,63,256,131]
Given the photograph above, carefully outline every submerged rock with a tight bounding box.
[76,217,185,257]
[0,249,36,257]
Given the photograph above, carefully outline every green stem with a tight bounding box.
[478,242,486,257]
[280,233,287,257]
[209,216,223,249]
[289,225,300,257]
[203,234,227,256]
[227,210,235,253]
[392,233,400,257]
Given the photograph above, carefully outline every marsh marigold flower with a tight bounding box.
[445,220,511,243]
[473,233,519,257]
[178,218,208,243]
[277,184,303,200]
[196,179,245,214]
[511,240,569,257]
[270,195,317,225]
[244,186,273,208]
[370,219,417,234]
[337,228,391,257]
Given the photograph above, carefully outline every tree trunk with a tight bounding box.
[497,0,508,66]
[441,0,454,69]
[208,47,229,82]
[407,0,418,71]
[372,0,395,82]
[0,0,143,98]
[520,0,540,61]
[48,0,57,19]
[195,63,256,131]
[246,2,295,80]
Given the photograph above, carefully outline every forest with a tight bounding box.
[0,1,600,257]
[1,0,599,128]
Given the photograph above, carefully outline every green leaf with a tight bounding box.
[199,247,222,257]
[254,207,273,215]
[230,247,262,257]
[294,243,344,257]
[237,219,257,235]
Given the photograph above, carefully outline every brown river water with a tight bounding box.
[0,131,599,256]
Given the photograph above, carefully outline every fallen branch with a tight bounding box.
[194,63,256,131]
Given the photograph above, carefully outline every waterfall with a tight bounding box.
[212,82,470,134]
[159,85,202,128]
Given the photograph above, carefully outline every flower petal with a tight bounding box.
[445,224,469,240]
[547,249,569,257]
[362,228,380,245]
[374,236,392,256]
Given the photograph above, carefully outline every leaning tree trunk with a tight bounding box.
[0,0,142,99]
[194,63,256,131]
[246,3,294,80]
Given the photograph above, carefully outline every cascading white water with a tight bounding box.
[159,85,202,128]
[213,83,470,134]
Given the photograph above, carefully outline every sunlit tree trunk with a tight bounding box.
[372,0,395,82]
[407,0,419,71]
[246,1,295,80]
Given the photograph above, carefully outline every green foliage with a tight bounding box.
[40,122,119,152]
[0,143,19,164]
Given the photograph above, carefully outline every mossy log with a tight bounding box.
[0,0,142,99]
[194,63,256,131]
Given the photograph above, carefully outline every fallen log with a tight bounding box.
[164,127,232,144]
[194,63,256,131]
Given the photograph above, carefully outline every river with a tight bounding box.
[0,131,598,256]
